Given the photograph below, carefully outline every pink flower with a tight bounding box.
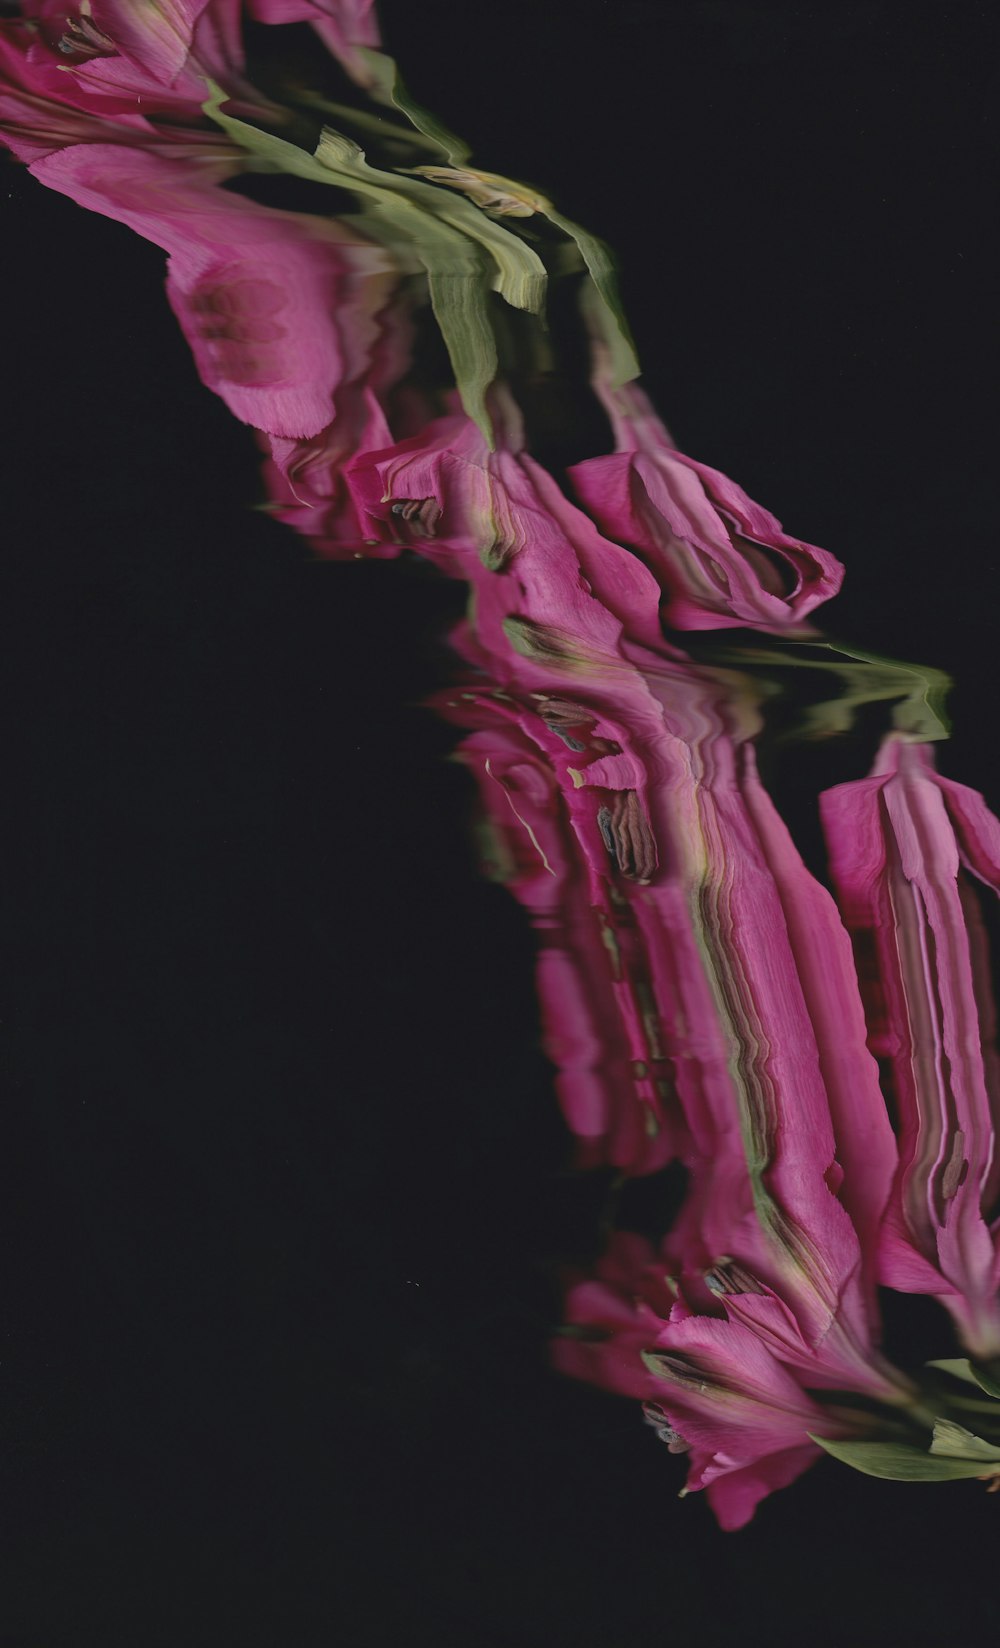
[0,24,162,162]
[275,398,893,1414]
[346,407,897,1294]
[260,387,397,554]
[821,737,1000,1359]
[348,405,905,1434]
[569,380,843,632]
[569,721,895,1396]
[259,293,426,556]
[342,393,677,665]
[553,1234,867,1529]
[9,2,262,125]
[28,142,394,439]
[247,0,381,91]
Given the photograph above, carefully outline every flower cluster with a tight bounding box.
[6,0,1000,1529]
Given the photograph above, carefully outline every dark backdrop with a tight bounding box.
[1,3,998,1644]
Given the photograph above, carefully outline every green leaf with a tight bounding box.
[702,637,951,744]
[969,1364,1000,1400]
[314,130,547,316]
[810,1433,1000,1481]
[552,214,640,386]
[293,91,444,158]
[349,63,641,383]
[424,267,497,442]
[355,47,472,166]
[203,87,504,440]
[803,641,951,742]
[406,174,641,386]
[203,81,334,182]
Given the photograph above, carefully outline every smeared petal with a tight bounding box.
[30,144,386,438]
[555,1248,856,1528]
[821,738,1000,1357]
[570,382,842,632]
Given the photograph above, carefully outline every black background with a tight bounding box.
[2,3,999,1643]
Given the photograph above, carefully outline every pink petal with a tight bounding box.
[570,382,842,632]
[704,1444,821,1530]
[737,742,896,1310]
[16,0,255,120]
[30,144,364,439]
[0,25,166,158]
[821,738,1000,1357]
[88,1,228,84]
[453,715,682,1173]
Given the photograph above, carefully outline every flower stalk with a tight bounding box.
[3,0,1000,1529]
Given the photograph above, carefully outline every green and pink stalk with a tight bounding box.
[5,0,1000,1528]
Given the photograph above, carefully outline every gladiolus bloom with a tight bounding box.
[553,1233,887,1529]
[570,378,843,632]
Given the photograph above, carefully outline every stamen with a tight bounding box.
[389,498,442,535]
[597,791,658,882]
[642,1404,690,1453]
[58,13,116,59]
[704,1259,767,1296]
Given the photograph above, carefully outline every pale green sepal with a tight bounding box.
[810,1434,1000,1481]
[501,616,608,673]
[640,1350,692,1388]
[924,1357,1000,1400]
[928,1357,1000,1400]
[930,1419,1000,1462]
[926,1357,980,1387]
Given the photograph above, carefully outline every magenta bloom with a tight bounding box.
[346,401,895,1246]
[344,406,905,1463]
[6,2,261,127]
[10,1,992,1526]
[570,381,843,632]
[822,738,1000,1359]
[553,1233,872,1530]
[0,22,205,163]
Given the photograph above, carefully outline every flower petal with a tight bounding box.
[30,143,374,438]
[821,738,1000,1357]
